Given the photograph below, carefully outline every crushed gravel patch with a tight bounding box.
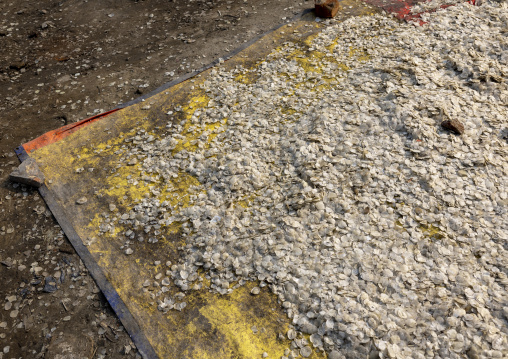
[100,2,507,358]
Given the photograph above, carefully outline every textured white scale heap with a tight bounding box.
[104,2,508,358]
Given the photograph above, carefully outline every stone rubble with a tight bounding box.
[98,1,506,358]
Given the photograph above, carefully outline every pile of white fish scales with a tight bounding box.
[106,1,508,358]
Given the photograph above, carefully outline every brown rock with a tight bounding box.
[9,61,27,70]
[1,259,13,267]
[441,119,464,135]
[315,0,340,18]
[58,243,74,254]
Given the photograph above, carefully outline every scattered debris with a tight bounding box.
[300,346,312,358]
[76,197,88,205]
[1,259,13,268]
[441,119,465,135]
[43,276,58,293]
[58,243,74,254]
[315,0,340,18]
[9,61,27,70]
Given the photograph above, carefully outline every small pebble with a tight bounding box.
[441,119,465,135]
[43,276,58,293]
[300,346,312,358]
[76,197,87,205]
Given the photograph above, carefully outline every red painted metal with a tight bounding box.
[22,109,120,154]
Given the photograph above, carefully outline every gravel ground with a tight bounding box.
[100,1,508,358]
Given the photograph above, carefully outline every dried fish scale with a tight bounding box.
[96,1,508,357]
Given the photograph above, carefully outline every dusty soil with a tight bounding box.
[0,0,314,357]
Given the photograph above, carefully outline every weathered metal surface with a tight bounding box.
[9,157,45,188]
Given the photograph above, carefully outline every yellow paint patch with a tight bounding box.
[234,71,258,85]
[420,224,445,240]
[348,46,370,62]
[172,93,214,153]
[196,292,286,358]
[237,194,256,209]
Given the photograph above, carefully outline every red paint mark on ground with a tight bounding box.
[361,0,478,25]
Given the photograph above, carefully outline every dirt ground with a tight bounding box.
[0,0,316,357]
